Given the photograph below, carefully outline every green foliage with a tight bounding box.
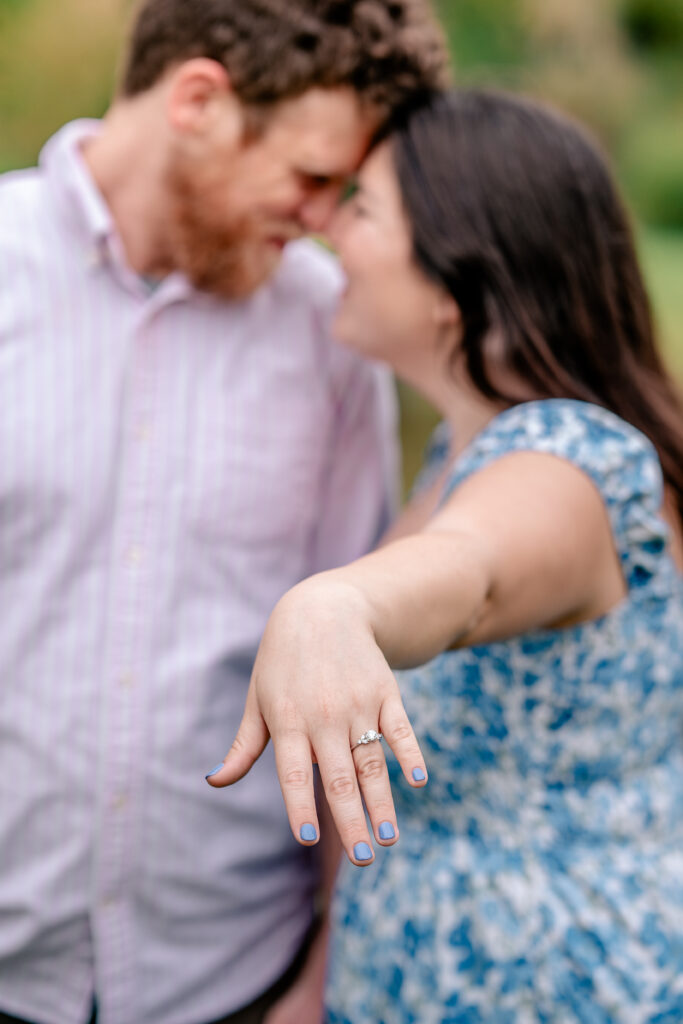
[0,0,31,12]
[638,228,683,375]
[0,0,32,33]
[0,0,122,170]
[620,0,683,53]
[620,111,683,229]
[435,0,528,78]
[432,0,683,236]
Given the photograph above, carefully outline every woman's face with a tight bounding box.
[330,141,455,373]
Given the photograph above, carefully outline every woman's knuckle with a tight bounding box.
[385,720,413,743]
[328,772,356,798]
[357,756,385,782]
[283,767,310,788]
[230,734,247,753]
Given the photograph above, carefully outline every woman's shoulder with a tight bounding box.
[415,398,662,508]
[448,399,670,593]
[472,398,657,456]
[453,399,662,501]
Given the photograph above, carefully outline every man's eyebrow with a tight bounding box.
[300,170,332,182]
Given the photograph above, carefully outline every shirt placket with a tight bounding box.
[92,298,162,1024]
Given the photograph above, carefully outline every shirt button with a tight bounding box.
[126,546,143,567]
[134,423,150,442]
[85,247,104,270]
[112,794,128,812]
[119,673,135,689]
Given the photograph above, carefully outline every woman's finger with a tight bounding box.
[206,693,269,787]
[316,742,376,866]
[272,729,321,847]
[351,732,399,847]
[380,697,428,788]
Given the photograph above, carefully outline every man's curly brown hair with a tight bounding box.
[121,0,450,115]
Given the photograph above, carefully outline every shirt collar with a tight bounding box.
[38,118,291,308]
[40,119,113,247]
[38,119,197,302]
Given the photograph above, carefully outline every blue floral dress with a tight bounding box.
[326,400,683,1024]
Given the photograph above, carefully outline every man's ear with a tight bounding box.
[167,58,241,141]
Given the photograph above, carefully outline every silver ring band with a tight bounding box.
[351,729,383,751]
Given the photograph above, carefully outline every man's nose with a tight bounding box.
[298,185,344,234]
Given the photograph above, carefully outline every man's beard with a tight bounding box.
[164,151,285,300]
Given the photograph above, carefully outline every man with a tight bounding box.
[0,1,448,1023]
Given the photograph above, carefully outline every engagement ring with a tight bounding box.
[351,729,383,751]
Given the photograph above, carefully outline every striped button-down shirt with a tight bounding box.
[0,120,398,1024]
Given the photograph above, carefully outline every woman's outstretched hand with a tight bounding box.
[206,447,624,864]
[206,577,428,866]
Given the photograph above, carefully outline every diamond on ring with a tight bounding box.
[351,729,383,751]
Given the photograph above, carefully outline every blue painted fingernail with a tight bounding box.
[412,768,426,782]
[379,822,395,841]
[205,764,224,779]
[353,842,373,862]
[300,823,317,842]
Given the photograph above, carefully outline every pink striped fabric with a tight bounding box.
[0,120,398,1024]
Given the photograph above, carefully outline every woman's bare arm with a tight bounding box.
[209,451,625,864]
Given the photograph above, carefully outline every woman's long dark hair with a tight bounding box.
[391,89,683,528]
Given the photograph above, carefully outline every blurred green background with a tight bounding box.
[1,0,681,490]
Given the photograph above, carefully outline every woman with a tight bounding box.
[209,90,683,1021]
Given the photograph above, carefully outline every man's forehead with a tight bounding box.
[267,87,379,159]
[294,139,370,179]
